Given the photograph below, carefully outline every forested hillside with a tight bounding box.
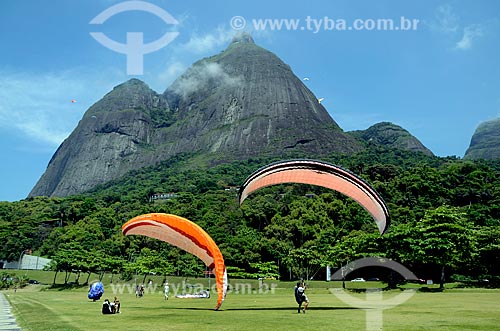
[2,148,500,286]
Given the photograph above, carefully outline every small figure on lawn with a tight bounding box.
[294,281,309,314]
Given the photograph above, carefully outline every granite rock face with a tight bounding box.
[350,122,434,156]
[29,79,169,197]
[162,34,361,158]
[464,118,500,160]
[29,34,361,197]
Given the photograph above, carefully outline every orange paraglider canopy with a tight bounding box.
[238,159,390,234]
[122,213,227,310]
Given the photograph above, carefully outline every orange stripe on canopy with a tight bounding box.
[122,213,227,310]
[238,159,390,234]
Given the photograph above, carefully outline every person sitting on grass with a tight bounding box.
[113,297,120,314]
[102,299,113,314]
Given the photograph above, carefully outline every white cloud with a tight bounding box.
[455,24,483,50]
[153,26,246,97]
[427,5,485,51]
[180,26,234,54]
[430,4,459,33]
[0,70,121,147]
[170,62,242,99]
[157,61,187,87]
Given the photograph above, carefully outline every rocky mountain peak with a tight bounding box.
[231,32,255,44]
[350,122,434,156]
[31,35,409,197]
[464,118,500,160]
[163,32,360,158]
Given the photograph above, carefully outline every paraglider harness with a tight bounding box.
[88,281,104,301]
[294,284,306,305]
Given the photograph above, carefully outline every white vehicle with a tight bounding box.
[351,277,366,282]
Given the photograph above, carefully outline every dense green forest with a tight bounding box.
[1,147,500,287]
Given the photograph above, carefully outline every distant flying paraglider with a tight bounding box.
[238,159,390,235]
[71,100,77,103]
[303,77,310,81]
[317,98,324,104]
[122,213,228,310]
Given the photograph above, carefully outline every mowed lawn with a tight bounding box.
[3,284,500,331]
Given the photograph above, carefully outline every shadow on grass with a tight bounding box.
[227,306,360,311]
[418,287,444,293]
[48,283,90,291]
[169,306,360,311]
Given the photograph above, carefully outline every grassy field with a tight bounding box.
[2,273,500,331]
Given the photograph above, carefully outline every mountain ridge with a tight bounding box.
[349,122,433,156]
[29,35,432,198]
[464,118,500,160]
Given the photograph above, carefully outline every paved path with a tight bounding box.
[0,293,21,331]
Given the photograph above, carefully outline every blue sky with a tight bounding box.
[1,0,499,201]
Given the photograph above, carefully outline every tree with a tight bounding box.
[283,247,323,280]
[475,226,500,278]
[0,218,43,261]
[385,205,476,289]
[249,261,280,279]
[128,248,175,284]
[58,217,105,252]
[99,255,126,283]
[47,247,75,285]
